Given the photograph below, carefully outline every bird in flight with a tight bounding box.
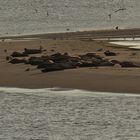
[46,11,49,17]
[108,8,127,19]
[114,8,127,13]
[108,14,112,19]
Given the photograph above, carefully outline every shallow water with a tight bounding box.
[0,38,40,43]
[110,40,140,49]
[0,0,140,37]
[0,87,140,139]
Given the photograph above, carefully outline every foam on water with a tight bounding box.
[0,86,139,97]
[110,40,140,49]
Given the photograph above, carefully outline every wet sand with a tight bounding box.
[0,30,140,93]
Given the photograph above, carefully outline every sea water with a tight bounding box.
[110,40,140,49]
[0,0,140,37]
[0,87,140,139]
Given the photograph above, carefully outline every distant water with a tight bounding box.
[0,87,140,139]
[0,0,140,37]
[110,40,140,49]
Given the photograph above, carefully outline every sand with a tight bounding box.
[0,30,140,93]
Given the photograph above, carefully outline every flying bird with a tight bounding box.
[114,8,127,13]
[108,14,112,19]
[34,9,38,13]
[108,8,127,19]
[46,11,49,17]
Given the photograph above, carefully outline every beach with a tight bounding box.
[1,1,140,139]
[0,30,140,93]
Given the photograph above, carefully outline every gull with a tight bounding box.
[108,14,112,19]
[114,8,127,13]
[34,9,38,13]
[46,11,49,17]
[108,8,127,19]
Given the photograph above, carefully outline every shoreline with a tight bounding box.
[0,67,140,94]
[1,28,140,40]
[0,30,140,94]
[1,86,140,97]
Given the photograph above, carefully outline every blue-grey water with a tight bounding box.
[0,87,140,139]
[0,0,140,37]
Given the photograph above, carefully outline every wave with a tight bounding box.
[0,87,139,97]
